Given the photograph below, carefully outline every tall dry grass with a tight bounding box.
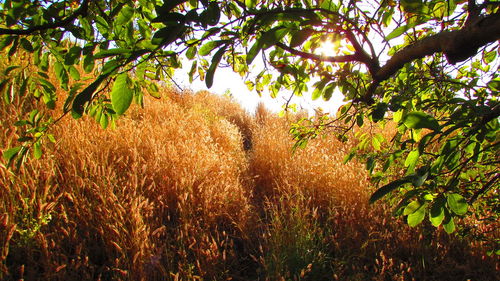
[46,89,255,280]
[0,52,498,280]
[0,53,255,279]
[248,112,498,280]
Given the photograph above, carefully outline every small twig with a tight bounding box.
[469,173,499,203]
[165,71,184,92]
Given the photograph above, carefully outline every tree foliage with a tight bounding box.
[0,0,498,245]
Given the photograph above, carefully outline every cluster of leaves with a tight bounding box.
[0,0,498,250]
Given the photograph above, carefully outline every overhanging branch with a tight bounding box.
[359,11,500,104]
[343,29,380,75]
[275,42,359,63]
[374,12,500,82]
[271,8,500,105]
[0,0,90,36]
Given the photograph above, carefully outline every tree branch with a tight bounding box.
[355,11,500,104]
[375,12,500,81]
[264,7,500,106]
[344,29,380,75]
[0,0,90,36]
[275,42,359,63]
[469,173,499,204]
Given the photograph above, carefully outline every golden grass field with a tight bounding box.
[0,54,498,280]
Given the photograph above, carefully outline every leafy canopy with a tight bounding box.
[0,0,498,245]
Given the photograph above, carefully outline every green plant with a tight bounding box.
[261,192,332,280]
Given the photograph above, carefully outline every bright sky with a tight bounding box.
[173,37,346,116]
[174,64,345,115]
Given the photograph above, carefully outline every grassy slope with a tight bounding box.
[0,57,498,280]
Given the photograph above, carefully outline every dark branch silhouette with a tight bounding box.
[0,0,90,35]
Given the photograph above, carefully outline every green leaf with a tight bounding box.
[43,93,56,109]
[312,78,328,100]
[385,23,415,40]
[429,197,445,227]
[189,0,198,8]
[14,120,28,126]
[404,200,422,215]
[369,178,410,204]
[343,151,355,164]
[447,193,467,215]
[356,114,364,127]
[366,156,375,173]
[246,26,289,65]
[54,62,69,89]
[487,78,500,91]
[65,46,82,65]
[407,203,426,227]
[17,137,32,142]
[3,146,21,161]
[20,38,34,52]
[64,83,83,112]
[33,142,42,159]
[205,2,221,26]
[372,134,384,151]
[3,82,13,104]
[8,37,18,57]
[403,111,440,131]
[400,0,425,14]
[186,45,197,59]
[153,11,186,23]
[148,83,161,98]
[411,166,428,187]
[392,190,419,216]
[323,82,336,101]
[245,0,257,9]
[72,75,107,118]
[152,25,186,46]
[29,110,39,124]
[483,50,497,64]
[19,77,28,97]
[111,73,133,115]
[206,45,227,88]
[199,40,226,56]
[100,113,109,129]
[290,28,313,47]
[68,66,81,80]
[47,134,56,143]
[79,17,94,39]
[261,27,289,49]
[0,36,14,51]
[83,54,95,73]
[418,132,435,154]
[115,6,135,25]
[38,78,56,93]
[371,103,387,122]
[101,59,120,76]
[443,215,455,233]
[40,52,50,71]
[246,38,263,65]
[404,150,419,173]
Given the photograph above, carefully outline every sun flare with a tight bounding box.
[317,40,338,56]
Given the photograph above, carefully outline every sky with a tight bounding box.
[173,42,346,116]
[173,64,345,115]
